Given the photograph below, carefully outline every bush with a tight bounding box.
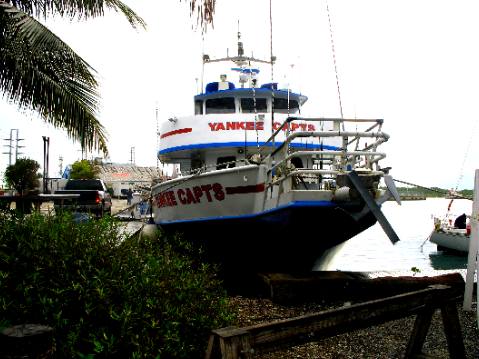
[0,213,234,358]
[4,157,40,195]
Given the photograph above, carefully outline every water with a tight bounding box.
[321,198,473,277]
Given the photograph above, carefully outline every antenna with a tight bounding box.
[237,21,244,57]
[59,156,63,177]
[201,34,205,93]
[130,147,136,165]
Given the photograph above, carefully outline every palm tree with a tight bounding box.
[0,0,215,156]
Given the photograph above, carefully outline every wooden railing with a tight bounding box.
[205,285,465,359]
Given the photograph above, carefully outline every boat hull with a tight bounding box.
[429,229,469,254]
[155,195,377,272]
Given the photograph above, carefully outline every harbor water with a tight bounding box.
[319,198,473,278]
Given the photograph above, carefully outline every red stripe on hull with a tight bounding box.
[225,183,265,195]
[160,128,192,139]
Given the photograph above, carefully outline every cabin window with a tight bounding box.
[205,98,235,114]
[240,98,267,113]
[216,156,236,170]
[195,100,203,115]
[273,98,300,114]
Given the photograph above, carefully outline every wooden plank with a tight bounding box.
[208,285,464,358]
[244,286,453,351]
[404,306,435,357]
[260,272,465,304]
[205,334,219,359]
[213,327,253,359]
[440,303,466,359]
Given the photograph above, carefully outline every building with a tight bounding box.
[98,163,166,198]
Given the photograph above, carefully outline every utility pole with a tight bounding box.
[3,129,24,166]
[15,129,24,161]
[42,136,50,193]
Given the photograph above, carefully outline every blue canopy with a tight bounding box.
[231,68,260,74]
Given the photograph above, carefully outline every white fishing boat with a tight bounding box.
[151,34,400,271]
[429,215,470,254]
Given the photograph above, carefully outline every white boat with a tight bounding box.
[151,35,399,271]
[429,216,470,254]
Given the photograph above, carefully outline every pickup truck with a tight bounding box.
[54,179,112,217]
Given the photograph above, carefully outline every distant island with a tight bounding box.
[384,186,473,200]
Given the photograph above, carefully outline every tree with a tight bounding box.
[69,159,99,179]
[4,157,40,195]
[0,0,215,156]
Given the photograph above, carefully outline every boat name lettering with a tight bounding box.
[208,121,315,132]
[272,122,316,132]
[208,121,264,131]
[155,183,225,208]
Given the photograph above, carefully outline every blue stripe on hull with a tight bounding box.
[159,141,339,155]
[157,200,335,225]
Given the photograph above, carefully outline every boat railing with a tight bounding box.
[262,117,389,190]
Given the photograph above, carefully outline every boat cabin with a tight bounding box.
[158,78,313,176]
[194,81,307,115]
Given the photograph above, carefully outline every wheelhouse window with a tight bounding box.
[205,98,235,114]
[240,98,267,113]
[273,98,300,114]
[195,100,203,115]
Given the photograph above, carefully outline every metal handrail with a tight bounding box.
[268,150,387,175]
[269,131,389,157]
[261,117,389,189]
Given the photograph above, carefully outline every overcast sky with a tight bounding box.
[1,0,479,189]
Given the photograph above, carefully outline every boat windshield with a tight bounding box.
[205,98,235,114]
[274,98,300,114]
[240,98,267,113]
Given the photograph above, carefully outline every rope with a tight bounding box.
[269,0,276,146]
[252,78,260,150]
[453,118,477,192]
[269,0,274,83]
[326,1,344,122]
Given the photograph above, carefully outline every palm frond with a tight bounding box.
[104,0,146,29]
[2,0,146,28]
[0,5,108,155]
[183,0,216,31]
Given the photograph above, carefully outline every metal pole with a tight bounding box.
[42,136,50,193]
[464,169,479,318]
[15,129,24,161]
[46,137,49,193]
[8,129,12,166]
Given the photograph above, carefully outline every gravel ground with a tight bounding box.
[228,295,478,358]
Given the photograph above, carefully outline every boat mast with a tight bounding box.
[202,34,274,69]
